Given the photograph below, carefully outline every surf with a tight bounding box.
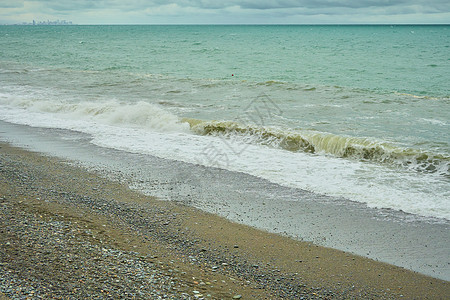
[185,118,450,177]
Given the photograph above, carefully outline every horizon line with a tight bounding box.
[2,23,449,26]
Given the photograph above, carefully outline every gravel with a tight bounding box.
[0,192,193,299]
[1,144,448,299]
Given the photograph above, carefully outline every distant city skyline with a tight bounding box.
[1,0,449,25]
[16,19,73,26]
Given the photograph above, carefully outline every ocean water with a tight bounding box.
[1,25,449,220]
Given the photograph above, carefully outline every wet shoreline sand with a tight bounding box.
[1,142,449,299]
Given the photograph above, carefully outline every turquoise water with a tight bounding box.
[2,25,449,94]
[0,25,449,219]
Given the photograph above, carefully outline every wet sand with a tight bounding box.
[1,142,449,299]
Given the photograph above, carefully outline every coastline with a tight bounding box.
[1,120,449,282]
[1,142,449,299]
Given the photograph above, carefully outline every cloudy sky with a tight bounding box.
[1,0,449,25]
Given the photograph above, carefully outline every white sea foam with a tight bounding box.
[419,118,448,126]
[0,98,448,221]
[0,95,190,133]
[93,126,450,220]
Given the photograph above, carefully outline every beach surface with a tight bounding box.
[1,142,449,299]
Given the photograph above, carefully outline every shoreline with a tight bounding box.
[1,142,449,299]
[1,120,449,281]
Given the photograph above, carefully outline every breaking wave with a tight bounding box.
[1,93,448,177]
[1,97,190,133]
[185,119,449,176]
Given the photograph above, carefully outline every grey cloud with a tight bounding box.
[3,0,448,19]
[165,0,449,11]
[25,0,101,11]
[19,0,450,12]
[0,0,24,8]
[237,0,405,10]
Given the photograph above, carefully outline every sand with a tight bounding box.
[0,142,449,299]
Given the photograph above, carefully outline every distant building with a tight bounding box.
[19,19,74,25]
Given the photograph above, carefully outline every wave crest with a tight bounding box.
[186,119,449,176]
[5,97,189,132]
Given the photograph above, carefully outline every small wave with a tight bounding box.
[303,87,317,91]
[256,80,286,86]
[102,65,132,71]
[419,118,448,126]
[0,69,29,74]
[394,92,445,100]
[165,90,183,94]
[192,47,221,53]
[185,119,449,176]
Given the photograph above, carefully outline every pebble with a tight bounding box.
[0,174,191,299]
[0,147,406,300]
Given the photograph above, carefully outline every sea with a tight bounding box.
[1,24,450,279]
[1,24,448,218]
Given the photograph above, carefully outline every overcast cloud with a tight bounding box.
[1,0,449,24]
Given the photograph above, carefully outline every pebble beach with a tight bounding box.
[1,142,449,299]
